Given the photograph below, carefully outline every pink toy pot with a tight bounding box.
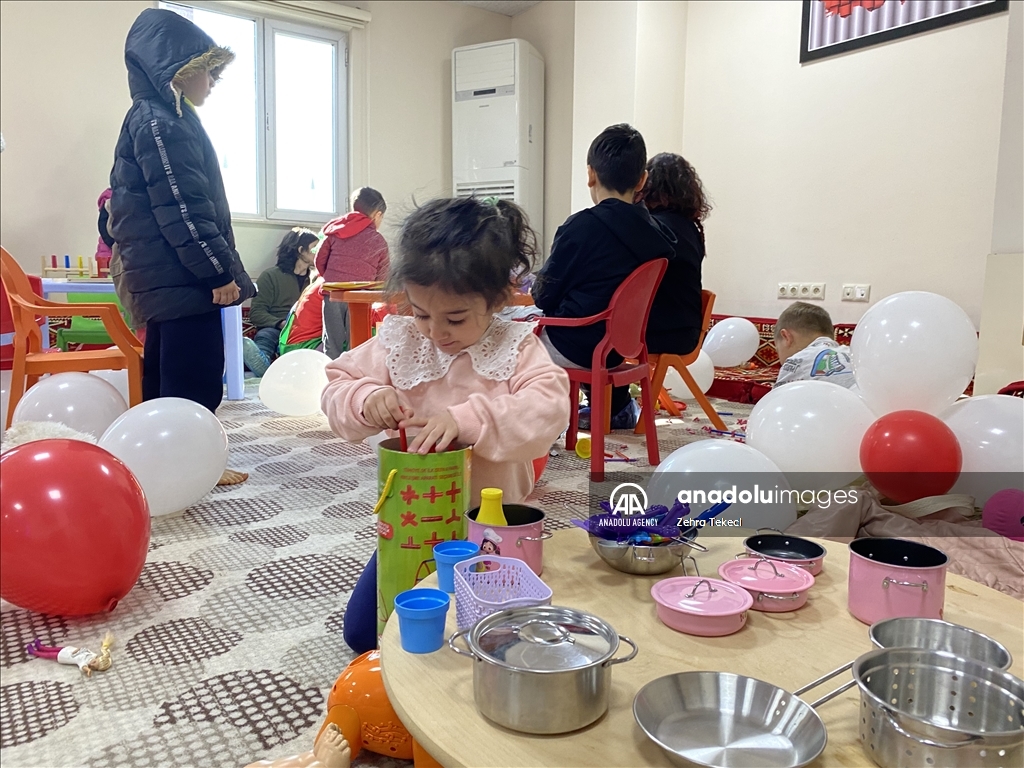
[466,504,552,575]
[848,538,948,625]
[718,557,815,613]
[651,577,753,637]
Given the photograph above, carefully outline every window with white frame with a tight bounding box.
[162,2,348,224]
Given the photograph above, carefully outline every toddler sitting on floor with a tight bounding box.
[773,301,855,389]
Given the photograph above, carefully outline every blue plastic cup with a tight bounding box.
[393,588,450,654]
[433,540,481,593]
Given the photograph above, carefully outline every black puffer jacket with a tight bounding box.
[108,8,254,325]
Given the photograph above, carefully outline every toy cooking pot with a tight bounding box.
[741,530,826,575]
[718,557,816,612]
[847,537,948,625]
[466,504,551,575]
[589,526,706,576]
[651,577,753,637]
[448,604,637,734]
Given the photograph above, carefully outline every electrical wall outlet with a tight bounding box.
[808,282,825,299]
[842,284,871,302]
[777,282,800,299]
[783,282,826,300]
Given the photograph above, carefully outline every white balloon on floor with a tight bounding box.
[647,439,797,531]
[99,397,228,517]
[942,395,1024,506]
[663,350,715,401]
[0,369,11,435]
[259,349,331,417]
[747,380,875,485]
[90,348,131,403]
[851,291,978,415]
[702,318,760,368]
[12,372,127,437]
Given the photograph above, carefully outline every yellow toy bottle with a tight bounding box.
[476,488,507,527]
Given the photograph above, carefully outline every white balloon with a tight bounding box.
[747,380,875,486]
[365,432,387,452]
[663,350,715,401]
[12,372,127,437]
[100,397,228,517]
[1,369,11,436]
[942,395,1024,506]
[851,291,978,415]
[259,349,331,416]
[90,368,130,404]
[647,439,797,531]
[702,318,760,368]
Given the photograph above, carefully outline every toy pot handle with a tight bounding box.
[882,577,929,592]
[756,592,802,602]
[516,531,553,548]
[605,636,638,666]
[448,629,477,659]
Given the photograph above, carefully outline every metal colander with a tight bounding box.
[853,648,1024,768]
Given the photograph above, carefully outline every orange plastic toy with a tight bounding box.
[317,650,442,768]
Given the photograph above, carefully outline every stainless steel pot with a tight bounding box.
[854,648,1024,768]
[589,529,707,576]
[448,605,638,734]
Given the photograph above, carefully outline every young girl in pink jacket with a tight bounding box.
[320,196,570,654]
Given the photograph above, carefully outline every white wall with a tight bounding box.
[511,0,575,257]
[990,0,1022,256]
[570,1,638,212]
[568,1,688,213]
[0,0,151,270]
[682,0,1010,325]
[360,0,510,245]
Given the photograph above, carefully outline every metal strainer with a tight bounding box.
[853,648,1024,768]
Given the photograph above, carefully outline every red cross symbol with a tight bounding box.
[400,512,418,527]
[445,510,461,525]
[422,486,443,503]
[400,485,420,504]
[445,481,462,503]
[423,532,445,548]
[400,536,421,549]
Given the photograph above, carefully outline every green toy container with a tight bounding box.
[375,438,471,637]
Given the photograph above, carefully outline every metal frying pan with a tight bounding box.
[742,531,826,574]
[634,670,853,768]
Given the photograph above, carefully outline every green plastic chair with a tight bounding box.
[55,293,130,351]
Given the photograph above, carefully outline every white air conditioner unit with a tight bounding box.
[452,39,544,253]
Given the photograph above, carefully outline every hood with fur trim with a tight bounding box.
[124,8,234,117]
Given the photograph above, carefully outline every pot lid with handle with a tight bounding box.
[651,576,753,616]
[468,605,620,672]
[718,557,816,593]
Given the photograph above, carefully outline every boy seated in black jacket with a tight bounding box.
[532,123,674,430]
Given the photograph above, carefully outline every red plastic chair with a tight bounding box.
[537,259,667,481]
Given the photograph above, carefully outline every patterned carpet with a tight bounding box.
[0,383,749,768]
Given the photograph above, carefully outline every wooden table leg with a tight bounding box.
[349,303,372,350]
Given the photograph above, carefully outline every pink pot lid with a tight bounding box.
[718,558,815,593]
[651,577,754,617]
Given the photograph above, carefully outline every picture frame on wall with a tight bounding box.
[801,0,1009,63]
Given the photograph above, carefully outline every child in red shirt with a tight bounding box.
[316,187,389,358]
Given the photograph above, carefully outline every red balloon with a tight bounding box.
[859,410,963,504]
[0,439,150,615]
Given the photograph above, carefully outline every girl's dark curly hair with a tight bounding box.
[640,153,712,244]
[275,227,319,272]
[386,197,537,309]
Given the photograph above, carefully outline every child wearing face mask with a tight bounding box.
[320,196,570,654]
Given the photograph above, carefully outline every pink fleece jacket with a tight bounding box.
[321,316,570,505]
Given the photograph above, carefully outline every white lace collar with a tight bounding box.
[378,315,536,390]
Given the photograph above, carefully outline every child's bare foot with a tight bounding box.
[217,468,249,486]
[313,724,351,768]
